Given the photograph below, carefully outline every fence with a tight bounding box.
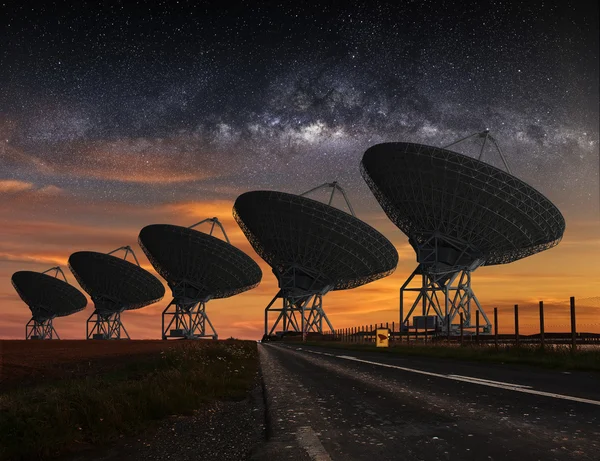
[322,297,600,351]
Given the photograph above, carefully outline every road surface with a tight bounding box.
[252,343,600,461]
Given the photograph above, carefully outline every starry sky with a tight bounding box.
[1,0,599,339]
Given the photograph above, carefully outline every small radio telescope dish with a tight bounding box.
[68,246,165,340]
[11,266,87,340]
[138,218,262,340]
[233,182,398,339]
[361,134,565,335]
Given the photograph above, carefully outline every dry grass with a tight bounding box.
[0,340,258,460]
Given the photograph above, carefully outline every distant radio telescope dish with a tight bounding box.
[233,182,398,338]
[68,246,164,339]
[138,218,262,340]
[11,266,87,340]
[361,136,565,334]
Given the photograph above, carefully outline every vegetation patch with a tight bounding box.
[0,340,258,460]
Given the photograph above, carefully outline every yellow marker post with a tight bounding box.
[376,328,390,347]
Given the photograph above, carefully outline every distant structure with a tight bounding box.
[233,182,399,339]
[138,218,262,340]
[69,246,164,339]
[361,132,565,334]
[11,266,87,339]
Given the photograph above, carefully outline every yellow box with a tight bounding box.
[376,328,390,347]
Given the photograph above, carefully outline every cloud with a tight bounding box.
[0,180,34,193]
[0,179,63,196]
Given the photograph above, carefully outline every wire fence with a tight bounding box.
[320,296,600,350]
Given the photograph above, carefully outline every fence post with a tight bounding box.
[494,307,498,350]
[460,312,464,346]
[570,296,577,353]
[539,301,545,350]
[476,310,480,345]
[400,293,404,345]
[514,304,519,347]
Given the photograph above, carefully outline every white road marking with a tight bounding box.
[447,374,532,389]
[295,426,332,461]
[304,349,336,357]
[294,350,600,407]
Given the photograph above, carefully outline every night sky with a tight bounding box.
[1,1,599,339]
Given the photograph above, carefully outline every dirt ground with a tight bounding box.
[0,340,202,391]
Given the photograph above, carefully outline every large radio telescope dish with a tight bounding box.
[69,251,164,312]
[361,142,565,270]
[139,223,261,301]
[11,267,87,340]
[233,190,398,293]
[234,183,398,338]
[69,246,165,339]
[138,219,262,340]
[361,140,565,335]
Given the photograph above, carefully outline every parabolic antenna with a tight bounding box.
[11,266,87,340]
[138,218,262,340]
[233,182,398,337]
[361,135,565,334]
[68,246,164,339]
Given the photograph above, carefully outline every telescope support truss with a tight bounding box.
[189,217,230,243]
[264,291,334,338]
[443,129,512,175]
[300,181,356,216]
[400,267,492,334]
[162,300,218,340]
[26,318,59,340]
[86,311,130,339]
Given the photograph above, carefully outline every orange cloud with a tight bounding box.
[0,180,34,193]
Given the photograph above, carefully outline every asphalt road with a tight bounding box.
[253,343,600,461]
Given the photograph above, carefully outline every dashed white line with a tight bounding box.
[295,426,332,461]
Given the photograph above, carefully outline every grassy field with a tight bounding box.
[302,341,600,371]
[0,340,258,460]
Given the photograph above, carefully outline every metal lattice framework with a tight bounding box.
[68,246,165,340]
[361,141,565,334]
[233,184,399,338]
[138,218,262,340]
[11,266,87,340]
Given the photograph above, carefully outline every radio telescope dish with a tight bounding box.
[233,182,398,338]
[138,218,262,340]
[361,138,565,334]
[68,246,165,339]
[11,266,87,340]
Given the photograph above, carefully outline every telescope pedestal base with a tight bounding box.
[264,292,334,338]
[400,267,491,334]
[162,300,218,340]
[26,318,59,340]
[86,311,130,340]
